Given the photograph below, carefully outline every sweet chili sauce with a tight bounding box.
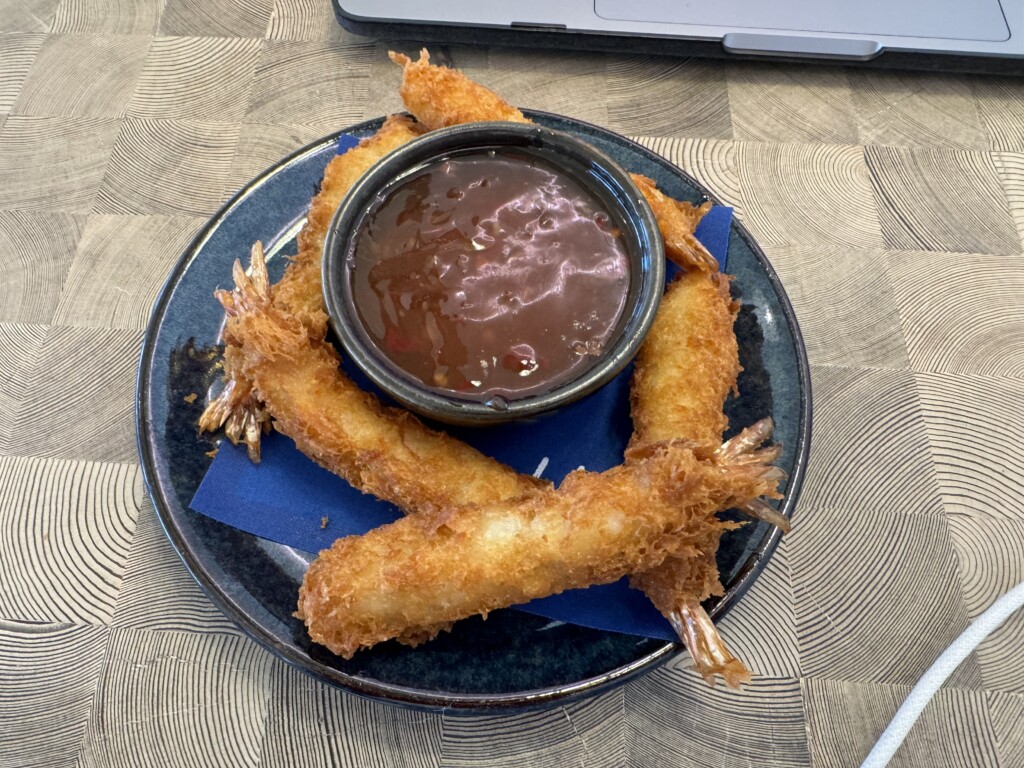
[349,150,630,401]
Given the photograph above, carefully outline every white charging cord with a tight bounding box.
[859,579,1024,768]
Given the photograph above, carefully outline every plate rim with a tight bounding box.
[136,110,812,712]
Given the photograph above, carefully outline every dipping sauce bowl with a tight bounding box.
[323,121,664,425]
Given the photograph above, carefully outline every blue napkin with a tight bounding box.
[191,134,733,643]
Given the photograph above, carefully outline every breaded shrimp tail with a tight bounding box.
[199,115,423,460]
[389,49,530,130]
[630,174,718,273]
[631,420,787,688]
[298,436,783,660]
[217,242,547,518]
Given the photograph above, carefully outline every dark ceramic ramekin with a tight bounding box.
[322,121,664,425]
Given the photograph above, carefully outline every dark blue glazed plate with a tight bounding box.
[136,111,811,712]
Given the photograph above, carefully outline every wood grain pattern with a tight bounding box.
[0,33,44,113]
[52,214,201,331]
[0,322,48,450]
[632,136,745,219]
[973,79,1024,153]
[481,50,610,129]
[266,0,351,42]
[709,540,801,680]
[803,678,1001,768]
[261,661,443,768]
[0,620,109,768]
[763,243,910,370]
[0,210,83,324]
[977,612,1024,697]
[624,672,810,767]
[0,115,119,213]
[227,122,326,188]
[948,515,1024,695]
[993,152,1024,252]
[111,498,241,635]
[849,70,990,152]
[13,34,149,117]
[1,19,1024,767]
[988,691,1024,768]
[0,0,60,32]
[158,0,271,38]
[866,146,1020,253]
[245,40,374,129]
[128,36,260,121]
[890,250,1024,377]
[76,628,273,768]
[791,499,981,688]
[605,55,732,140]
[736,141,885,248]
[3,325,141,463]
[51,0,162,34]
[727,63,857,145]
[948,516,1024,619]
[94,118,239,216]
[800,366,944,517]
[0,456,139,624]
[442,691,625,768]
[916,371,1024,525]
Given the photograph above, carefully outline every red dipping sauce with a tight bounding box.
[350,150,631,401]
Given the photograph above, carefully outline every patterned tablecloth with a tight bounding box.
[2,2,1023,766]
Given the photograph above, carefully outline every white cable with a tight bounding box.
[860,578,1024,768]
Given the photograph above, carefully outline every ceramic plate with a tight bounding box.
[136,111,811,712]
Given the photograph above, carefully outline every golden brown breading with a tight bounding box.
[629,270,739,449]
[390,49,530,130]
[274,114,425,332]
[200,48,784,681]
[298,438,781,659]
[626,254,749,685]
[218,242,547,518]
[630,174,718,273]
[200,115,424,459]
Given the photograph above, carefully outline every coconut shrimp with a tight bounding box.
[199,48,788,681]
[298,435,783,659]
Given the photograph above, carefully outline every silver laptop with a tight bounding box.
[334,0,1023,73]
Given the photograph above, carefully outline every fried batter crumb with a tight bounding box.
[184,393,198,404]
[321,516,329,529]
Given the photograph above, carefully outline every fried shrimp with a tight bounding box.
[629,175,718,274]
[624,263,751,686]
[200,48,789,680]
[200,115,424,460]
[217,241,546,517]
[629,270,739,449]
[627,255,789,685]
[298,436,783,659]
[389,49,530,130]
